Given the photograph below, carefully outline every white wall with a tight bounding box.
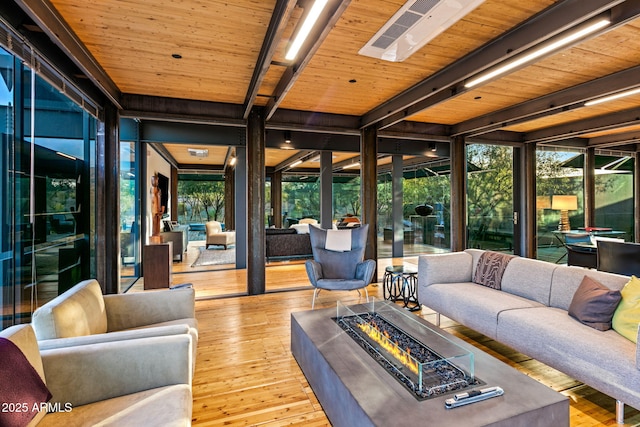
[146,146,172,244]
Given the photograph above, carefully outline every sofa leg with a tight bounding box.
[435,312,441,327]
[616,400,624,424]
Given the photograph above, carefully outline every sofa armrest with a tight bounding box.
[418,251,474,289]
[38,324,190,351]
[104,288,195,331]
[41,334,192,407]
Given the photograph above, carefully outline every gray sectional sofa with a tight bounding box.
[417,249,638,423]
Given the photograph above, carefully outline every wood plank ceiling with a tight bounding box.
[12,0,640,169]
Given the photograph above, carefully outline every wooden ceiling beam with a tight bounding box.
[588,131,640,150]
[454,65,640,137]
[360,0,627,130]
[527,108,640,144]
[264,0,352,121]
[243,0,297,119]
[13,0,121,107]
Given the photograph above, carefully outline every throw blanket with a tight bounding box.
[0,338,51,427]
[325,229,352,252]
[473,251,515,290]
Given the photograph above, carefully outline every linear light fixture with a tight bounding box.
[290,160,303,168]
[465,18,610,88]
[343,162,360,169]
[285,0,328,61]
[585,87,640,106]
[230,157,237,166]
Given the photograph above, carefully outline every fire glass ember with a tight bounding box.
[335,311,480,400]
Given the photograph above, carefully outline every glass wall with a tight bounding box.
[282,177,319,227]
[0,47,97,328]
[535,149,584,262]
[594,154,634,238]
[120,140,139,288]
[467,144,514,253]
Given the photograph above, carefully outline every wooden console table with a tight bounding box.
[143,242,172,289]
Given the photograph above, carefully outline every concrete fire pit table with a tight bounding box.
[291,301,568,427]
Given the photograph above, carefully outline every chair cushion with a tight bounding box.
[38,384,192,427]
[316,279,367,291]
[32,279,107,340]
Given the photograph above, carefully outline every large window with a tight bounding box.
[0,47,97,328]
[467,144,514,253]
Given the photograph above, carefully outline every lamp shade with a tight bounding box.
[551,195,578,211]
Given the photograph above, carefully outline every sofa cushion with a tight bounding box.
[32,279,107,340]
[497,306,640,408]
[568,275,621,331]
[472,251,515,290]
[612,275,640,343]
[420,282,544,340]
[0,337,51,427]
[550,266,629,311]
[500,257,556,306]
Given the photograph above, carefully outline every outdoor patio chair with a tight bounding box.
[305,224,376,309]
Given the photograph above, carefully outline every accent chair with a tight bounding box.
[305,224,376,309]
[205,220,235,249]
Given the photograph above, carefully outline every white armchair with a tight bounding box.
[0,324,192,426]
[31,279,198,371]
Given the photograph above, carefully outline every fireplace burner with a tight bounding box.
[335,301,480,400]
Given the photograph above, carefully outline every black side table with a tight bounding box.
[383,265,420,311]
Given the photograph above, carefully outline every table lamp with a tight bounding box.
[551,195,578,232]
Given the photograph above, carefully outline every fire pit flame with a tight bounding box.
[357,320,419,375]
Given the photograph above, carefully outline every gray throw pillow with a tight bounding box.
[568,275,622,331]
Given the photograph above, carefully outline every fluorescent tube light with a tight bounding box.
[230,157,237,166]
[285,0,328,61]
[584,87,640,106]
[465,18,610,88]
[343,162,360,169]
[290,160,303,168]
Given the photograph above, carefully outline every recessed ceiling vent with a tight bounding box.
[188,148,209,158]
[359,0,485,62]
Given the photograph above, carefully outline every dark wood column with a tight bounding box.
[320,151,333,229]
[450,136,467,252]
[96,103,120,294]
[271,170,282,228]
[584,147,596,228]
[225,165,235,230]
[361,126,377,277]
[235,147,247,269]
[171,166,178,221]
[247,107,266,295]
[392,154,403,257]
[513,144,536,257]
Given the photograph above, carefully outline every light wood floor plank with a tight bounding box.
[182,262,640,426]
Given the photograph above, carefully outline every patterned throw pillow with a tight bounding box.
[472,251,515,290]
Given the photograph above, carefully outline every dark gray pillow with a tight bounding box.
[568,275,622,331]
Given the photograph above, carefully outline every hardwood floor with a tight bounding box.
[188,263,640,427]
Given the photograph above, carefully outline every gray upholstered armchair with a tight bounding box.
[305,224,376,309]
